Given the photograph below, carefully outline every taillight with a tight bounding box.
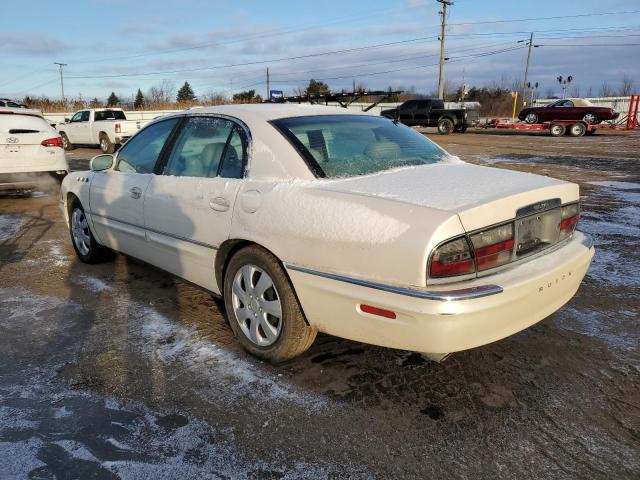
[559,203,580,240]
[41,137,64,148]
[470,224,515,271]
[115,123,121,133]
[429,237,475,278]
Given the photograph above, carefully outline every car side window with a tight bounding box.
[71,112,83,122]
[163,116,234,178]
[115,118,180,174]
[219,126,247,178]
[80,111,90,121]
[403,101,418,110]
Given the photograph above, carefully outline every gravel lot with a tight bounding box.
[1,129,638,479]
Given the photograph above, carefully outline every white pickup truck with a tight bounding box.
[56,108,146,153]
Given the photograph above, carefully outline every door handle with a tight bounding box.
[209,196,230,212]
[130,186,142,199]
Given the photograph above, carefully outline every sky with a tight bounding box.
[1,0,639,102]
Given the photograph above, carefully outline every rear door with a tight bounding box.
[414,100,430,124]
[144,115,248,293]
[89,117,181,261]
[0,113,58,173]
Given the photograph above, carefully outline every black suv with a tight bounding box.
[381,99,470,134]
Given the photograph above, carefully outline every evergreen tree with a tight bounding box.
[306,79,330,96]
[176,81,196,102]
[106,92,119,107]
[89,97,101,108]
[134,89,145,109]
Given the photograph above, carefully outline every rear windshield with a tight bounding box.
[271,115,448,178]
[95,110,126,121]
[0,114,52,134]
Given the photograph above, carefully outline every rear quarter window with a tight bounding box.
[0,114,53,134]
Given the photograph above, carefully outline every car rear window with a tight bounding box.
[0,114,53,134]
[271,115,448,178]
[95,110,126,121]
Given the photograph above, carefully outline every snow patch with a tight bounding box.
[53,440,99,462]
[0,439,45,478]
[138,308,326,409]
[74,275,113,293]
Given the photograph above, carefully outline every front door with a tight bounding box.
[144,116,248,293]
[89,117,181,261]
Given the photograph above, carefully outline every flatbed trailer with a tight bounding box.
[476,94,639,138]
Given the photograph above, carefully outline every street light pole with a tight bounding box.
[54,62,67,105]
[437,0,453,100]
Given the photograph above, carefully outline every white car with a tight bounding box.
[1,108,68,193]
[59,105,594,362]
[56,108,146,153]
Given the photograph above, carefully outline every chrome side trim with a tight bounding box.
[90,212,218,250]
[284,264,503,302]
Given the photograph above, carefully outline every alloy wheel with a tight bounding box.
[231,264,282,347]
[71,208,91,256]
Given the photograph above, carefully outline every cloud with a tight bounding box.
[0,32,69,56]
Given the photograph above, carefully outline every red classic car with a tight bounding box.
[518,98,619,124]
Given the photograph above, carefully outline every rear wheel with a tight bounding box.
[582,112,599,124]
[524,112,539,124]
[437,118,454,135]
[549,123,566,137]
[569,122,587,137]
[223,245,317,363]
[69,202,112,263]
[60,132,75,151]
[99,133,114,154]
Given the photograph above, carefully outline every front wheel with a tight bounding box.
[224,245,317,363]
[60,132,75,151]
[99,134,114,154]
[69,203,113,263]
[437,118,454,135]
[524,112,539,124]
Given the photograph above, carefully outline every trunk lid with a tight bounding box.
[319,162,579,231]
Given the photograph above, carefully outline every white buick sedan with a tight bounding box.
[60,105,594,362]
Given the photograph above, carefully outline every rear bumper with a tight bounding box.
[0,171,67,192]
[286,231,594,354]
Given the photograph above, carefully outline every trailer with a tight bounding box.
[476,94,639,138]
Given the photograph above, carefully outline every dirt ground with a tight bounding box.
[1,129,638,479]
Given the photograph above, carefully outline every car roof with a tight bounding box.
[180,103,371,122]
[0,107,44,117]
[564,98,593,107]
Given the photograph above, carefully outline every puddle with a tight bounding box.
[0,215,22,240]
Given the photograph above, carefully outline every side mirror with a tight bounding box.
[64,117,70,122]
[90,154,114,171]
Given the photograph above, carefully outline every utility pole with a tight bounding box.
[437,0,452,100]
[54,62,67,104]
[522,32,534,107]
[266,67,270,100]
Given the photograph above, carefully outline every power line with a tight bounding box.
[445,10,640,26]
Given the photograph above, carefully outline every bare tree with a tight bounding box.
[146,79,176,105]
[569,85,581,97]
[544,87,555,99]
[619,73,633,96]
[585,87,593,98]
[600,81,614,97]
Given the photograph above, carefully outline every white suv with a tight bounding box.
[0,108,68,193]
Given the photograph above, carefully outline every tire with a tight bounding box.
[223,245,317,363]
[549,123,566,137]
[60,132,75,151]
[569,122,587,137]
[437,118,454,135]
[582,112,599,124]
[524,112,539,124]
[69,201,113,264]
[99,133,115,154]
